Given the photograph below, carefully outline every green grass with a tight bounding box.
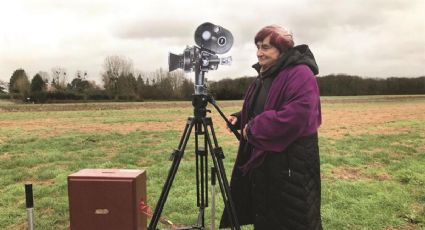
[320,133,425,229]
[0,96,424,229]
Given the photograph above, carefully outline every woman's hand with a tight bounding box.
[226,115,238,133]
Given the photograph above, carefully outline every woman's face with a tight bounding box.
[256,36,280,69]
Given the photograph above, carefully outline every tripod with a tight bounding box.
[148,94,241,230]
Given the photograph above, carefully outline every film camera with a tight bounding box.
[168,22,233,95]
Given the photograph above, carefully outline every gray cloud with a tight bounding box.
[114,19,195,40]
[0,0,424,83]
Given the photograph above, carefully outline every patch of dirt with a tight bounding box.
[321,103,425,139]
[327,166,392,181]
[367,127,411,136]
[0,118,187,136]
[411,203,424,213]
[0,111,240,142]
[329,167,364,180]
[371,172,392,181]
[1,100,424,140]
[0,153,11,161]
[5,222,26,230]
[384,223,422,230]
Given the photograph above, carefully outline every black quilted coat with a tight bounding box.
[220,134,322,230]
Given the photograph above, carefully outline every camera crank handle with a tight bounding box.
[207,96,241,141]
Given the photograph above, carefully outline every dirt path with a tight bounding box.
[1,99,424,139]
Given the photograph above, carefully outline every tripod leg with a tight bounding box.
[202,118,241,230]
[148,117,196,230]
[195,122,208,227]
[195,123,200,207]
[204,129,208,208]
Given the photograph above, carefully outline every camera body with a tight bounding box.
[169,22,233,72]
[168,22,233,95]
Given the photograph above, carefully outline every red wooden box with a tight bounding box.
[68,169,147,230]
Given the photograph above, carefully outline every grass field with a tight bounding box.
[0,95,424,229]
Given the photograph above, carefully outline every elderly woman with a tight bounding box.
[221,25,322,229]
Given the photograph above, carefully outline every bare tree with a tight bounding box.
[0,80,8,94]
[75,70,87,80]
[51,67,68,90]
[101,55,134,99]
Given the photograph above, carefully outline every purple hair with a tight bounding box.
[254,25,294,52]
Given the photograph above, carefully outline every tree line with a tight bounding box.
[1,56,424,102]
[2,56,194,103]
[208,74,425,99]
[317,74,425,96]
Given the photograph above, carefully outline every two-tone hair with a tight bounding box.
[254,25,294,52]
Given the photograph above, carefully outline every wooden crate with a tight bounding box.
[68,169,147,230]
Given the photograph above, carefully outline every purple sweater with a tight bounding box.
[239,64,321,173]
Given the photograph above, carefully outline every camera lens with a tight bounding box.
[218,36,226,46]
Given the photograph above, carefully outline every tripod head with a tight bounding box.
[168,22,233,95]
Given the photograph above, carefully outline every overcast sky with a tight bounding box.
[1,0,424,84]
